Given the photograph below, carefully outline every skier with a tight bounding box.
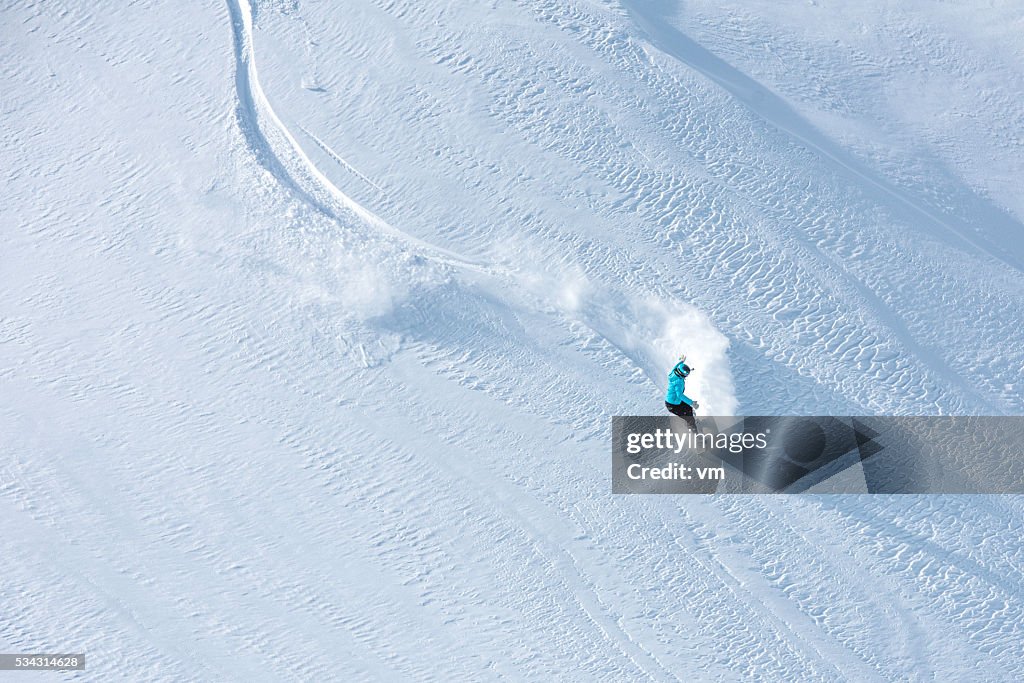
[665,355,699,430]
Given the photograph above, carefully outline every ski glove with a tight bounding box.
[692,400,700,411]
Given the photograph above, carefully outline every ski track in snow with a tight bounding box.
[227,0,487,275]
[2,0,1024,680]
[228,0,738,411]
[297,123,390,199]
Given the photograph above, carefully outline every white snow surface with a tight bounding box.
[3,0,1024,680]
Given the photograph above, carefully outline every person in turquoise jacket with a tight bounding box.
[665,356,699,429]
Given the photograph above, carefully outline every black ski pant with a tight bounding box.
[665,401,697,430]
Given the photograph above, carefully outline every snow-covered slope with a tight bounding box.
[2,0,1023,680]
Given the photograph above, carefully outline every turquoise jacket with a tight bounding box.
[665,362,694,406]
